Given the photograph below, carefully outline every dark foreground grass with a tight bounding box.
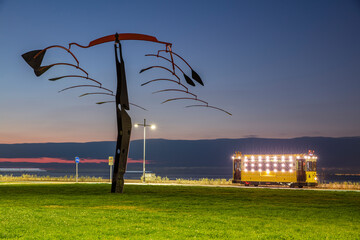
[0,184,359,240]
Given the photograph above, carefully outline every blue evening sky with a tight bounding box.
[0,0,359,143]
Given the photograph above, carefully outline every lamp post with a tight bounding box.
[134,119,156,182]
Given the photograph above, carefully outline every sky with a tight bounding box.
[0,0,359,144]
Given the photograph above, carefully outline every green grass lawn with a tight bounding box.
[0,184,359,239]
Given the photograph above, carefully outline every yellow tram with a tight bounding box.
[232,150,318,188]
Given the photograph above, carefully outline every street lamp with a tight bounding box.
[134,119,156,182]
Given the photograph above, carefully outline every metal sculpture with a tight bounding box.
[22,32,230,193]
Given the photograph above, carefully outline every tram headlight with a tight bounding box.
[314,177,318,181]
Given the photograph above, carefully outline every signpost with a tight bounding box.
[75,156,80,183]
[109,156,114,182]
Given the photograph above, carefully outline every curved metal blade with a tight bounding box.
[21,49,46,71]
[191,70,204,86]
[79,92,115,97]
[139,67,152,74]
[48,76,64,81]
[48,75,102,86]
[139,66,180,81]
[162,97,208,105]
[152,89,197,98]
[141,78,188,91]
[185,105,232,115]
[34,65,53,77]
[58,85,113,94]
[184,73,195,86]
[130,103,148,111]
[96,101,115,105]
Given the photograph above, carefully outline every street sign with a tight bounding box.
[75,156,80,163]
[108,156,114,166]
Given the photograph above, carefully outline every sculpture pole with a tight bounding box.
[111,34,132,193]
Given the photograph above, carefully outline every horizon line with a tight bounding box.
[1,136,359,145]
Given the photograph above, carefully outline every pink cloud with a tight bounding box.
[0,157,150,164]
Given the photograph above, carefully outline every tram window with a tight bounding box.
[306,161,316,171]
[297,161,302,170]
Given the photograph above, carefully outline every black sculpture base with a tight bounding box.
[111,108,131,193]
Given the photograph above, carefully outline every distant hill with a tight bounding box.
[0,137,359,177]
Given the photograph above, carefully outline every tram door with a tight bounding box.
[234,159,241,181]
[297,159,306,182]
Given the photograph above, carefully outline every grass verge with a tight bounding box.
[0,183,359,239]
[1,174,359,190]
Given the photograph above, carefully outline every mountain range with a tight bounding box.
[0,137,359,178]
